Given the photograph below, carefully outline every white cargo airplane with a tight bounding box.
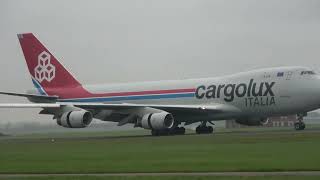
[0,33,317,135]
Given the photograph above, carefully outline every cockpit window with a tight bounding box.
[301,71,316,75]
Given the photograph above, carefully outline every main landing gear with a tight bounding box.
[151,127,186,136]
[195,121,214,134]
[294,113,306,131]
[172,127,186,135]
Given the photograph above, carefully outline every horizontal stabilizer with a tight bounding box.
[0,91,58,101]
[0,103,60,108]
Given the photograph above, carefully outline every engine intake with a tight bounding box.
[140,112,175,130]
[57,110,93,128]
[235,117,268,126]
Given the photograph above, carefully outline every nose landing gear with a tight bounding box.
[195,121,214,134]
[294,113,306,131]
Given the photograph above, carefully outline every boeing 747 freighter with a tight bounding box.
[0,33,317,135]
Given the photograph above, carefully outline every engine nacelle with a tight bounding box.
[140,112,175,130]
[235,117,268,126]
[57,110,93,128]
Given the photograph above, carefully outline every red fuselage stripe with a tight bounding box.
[46,87,196,99]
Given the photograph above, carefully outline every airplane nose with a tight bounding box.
[315,75,320,84]
[315,75,320,83]
[315,76,320,96]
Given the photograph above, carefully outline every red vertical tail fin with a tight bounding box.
[18,33,83,96]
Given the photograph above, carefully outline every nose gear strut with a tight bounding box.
[294,113,306,130]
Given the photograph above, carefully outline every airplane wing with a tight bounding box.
[70,103,238,114]
[0,102,239,114]
[0,101,240,127]
[0,91,240,118]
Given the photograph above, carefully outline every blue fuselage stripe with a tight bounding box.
[32,79,47,95]
[59,93,195,102]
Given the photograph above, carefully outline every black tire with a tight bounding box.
[169,127,184,135]
[203,126,213,134]
[179,127,186,135]
[196,126,201,134]
[294,122,306,131]
[196,126,214,134]
[151,130,159,136]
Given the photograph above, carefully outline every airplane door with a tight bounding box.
[286,71,293,80]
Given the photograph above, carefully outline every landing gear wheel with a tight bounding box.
[196,125,214,134]
[174,127,185,135]
[294,122,305,131]
[295,113,306,131]
[169,127,185,135]
[151,129,169,136]
[151,130,159,136]
[196,126,200,134]
[151,127,186,136]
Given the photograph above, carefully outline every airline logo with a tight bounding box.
[195,79,276,107]
[34,51,56,82]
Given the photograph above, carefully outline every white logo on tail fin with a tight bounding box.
[34,51,56,82]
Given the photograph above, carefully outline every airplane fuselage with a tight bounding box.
[53,66,320,121]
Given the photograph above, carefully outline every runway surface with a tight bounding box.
[1,171,320,177]
[2,127,320,143]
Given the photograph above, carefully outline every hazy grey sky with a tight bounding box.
[1,0,320,123]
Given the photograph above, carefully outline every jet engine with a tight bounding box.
[140,112,175,130]
[57,110,93,128]
[235,117,268,126]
